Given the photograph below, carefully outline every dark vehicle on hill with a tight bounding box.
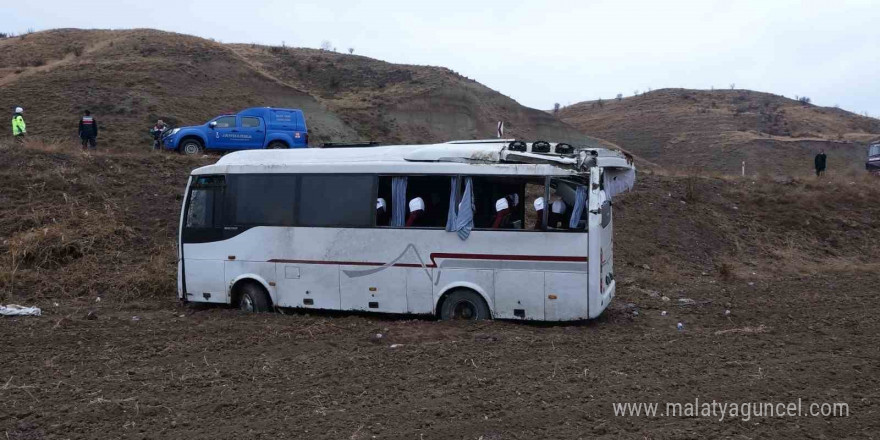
[161,107,308,155]
[868,142,880,175]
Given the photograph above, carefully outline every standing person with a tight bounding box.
[78,110,98,150]
[814,149,827,177]
[150,119,169,150]
[11,107,26,141]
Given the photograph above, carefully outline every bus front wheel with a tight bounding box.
[439,289,490,321]
[238,282,272,313]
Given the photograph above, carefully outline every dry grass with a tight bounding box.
[0,139,209,303]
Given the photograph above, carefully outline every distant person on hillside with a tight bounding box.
[78,110,98,150]
[150,119,169,150]
[11,107,26,141]
[814,149,827,177]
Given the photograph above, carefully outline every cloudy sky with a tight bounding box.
[6,0,879,116]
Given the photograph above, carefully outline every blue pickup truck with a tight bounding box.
[162,107,308,155]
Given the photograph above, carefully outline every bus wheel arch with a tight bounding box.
[230,278,273,313]
[436,285,492,321]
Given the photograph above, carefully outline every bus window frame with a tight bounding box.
[182,175,226,244]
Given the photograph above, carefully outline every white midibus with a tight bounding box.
[177,140,635,321]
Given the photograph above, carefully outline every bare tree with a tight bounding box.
[320,40,332,51]
[348,47,354,54]
[729,83,735,90]
[633,90,639,96]
[616,93,623,101]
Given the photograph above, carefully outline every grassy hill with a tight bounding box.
[558,88,880,176]
[0,28,589,148]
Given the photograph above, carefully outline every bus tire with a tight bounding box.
[439,289,490,321]
[238,282,272,313]
[181,139,203,156]
[267,141,288,149]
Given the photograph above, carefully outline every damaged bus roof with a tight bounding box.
[193,140,635,176]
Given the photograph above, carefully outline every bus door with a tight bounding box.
[587,167,615,315]
[181,175,228,304]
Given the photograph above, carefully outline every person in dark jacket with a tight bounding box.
[78,110,98,150]
[814,150,827,177]
[149,119,169,150]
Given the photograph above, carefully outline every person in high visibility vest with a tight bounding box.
[78,110,98,150]
[11,107,26,141]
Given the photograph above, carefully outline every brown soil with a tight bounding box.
[559,88,880,176]
[2,140,879,438]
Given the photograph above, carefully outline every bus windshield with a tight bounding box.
[869,144,880,157]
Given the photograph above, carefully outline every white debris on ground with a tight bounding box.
[0,304,41,316]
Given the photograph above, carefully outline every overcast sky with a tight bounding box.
[6,0,879,116]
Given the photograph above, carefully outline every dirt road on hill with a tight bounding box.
[2,271,878,439]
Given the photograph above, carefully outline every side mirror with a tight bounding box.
[209,121,217,129]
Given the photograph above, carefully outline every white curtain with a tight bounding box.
[603,168,636,200]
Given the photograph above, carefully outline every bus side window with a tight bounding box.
[297,175,374,227]
[404,176,451,228]
[471,176,532,230]
[548,178,588,231]
[226,174,296,226]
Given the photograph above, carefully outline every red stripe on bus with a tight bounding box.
[267,253,587,267]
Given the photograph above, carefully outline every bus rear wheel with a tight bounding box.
[238,282,272,313]
[439,289,490,321]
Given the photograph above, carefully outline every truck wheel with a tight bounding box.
[439,289,490,321]
[181,139,203,156]
[268,141,288,149]
[238,282,272,313]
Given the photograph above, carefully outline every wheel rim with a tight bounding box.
[269,143,284,149]
[184,143,199,155]
[240,294,254,312]
[451,300,477,320]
